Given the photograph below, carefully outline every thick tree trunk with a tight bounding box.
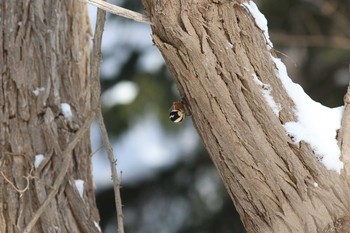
[0,1,100,232]
[142,0,350,232]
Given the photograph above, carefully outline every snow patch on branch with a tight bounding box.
[272,56,344,173]
[242,1,273,49]
[61,103,73,121]
[252,74,280,115]
[34,154,45,169]
[74,179,85,198]
[94,221,102,232]
[242,1,343,173]
[33,87,45,96]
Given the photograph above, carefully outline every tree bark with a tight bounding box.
[0,1,100,232]
[142,0,350,232]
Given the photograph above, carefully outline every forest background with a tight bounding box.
[91,0,350,232]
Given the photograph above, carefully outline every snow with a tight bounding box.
[74,179,85,198]
[272,56,344,173]
[242,1,273,49]
[61,103,73,120]
[252,74,280,115]
[313,182,319,188]
[241,1,344,172]
[94,221,102,232]
[226,41,234,49]
[34,154,45,168]
[33,87,45,96]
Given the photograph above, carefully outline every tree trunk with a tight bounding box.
[0,1,100,232]
[142,0,350,232]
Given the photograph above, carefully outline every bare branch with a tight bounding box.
[1,172,29,197]
[89,4,125,233]
[81,0,152,24]
[271,32,350,51]
[97,111,125,233]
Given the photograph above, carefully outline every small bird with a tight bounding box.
[169,102,186,123]
[169,98,191,124]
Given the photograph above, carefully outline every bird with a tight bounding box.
[169,98,191,124]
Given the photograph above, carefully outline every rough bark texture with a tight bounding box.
[0,1,100,232]
[142,0,350,232]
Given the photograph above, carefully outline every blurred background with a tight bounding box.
[89,0,350,232]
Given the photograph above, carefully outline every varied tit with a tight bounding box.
[169,98,191,124]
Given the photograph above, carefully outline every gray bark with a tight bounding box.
[0,1,100,232]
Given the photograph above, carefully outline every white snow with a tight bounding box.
[34,154,45,169]
[61,103,73,120]
[272,56,344,173]
[226,41,234,49]
[74,179,85,198]
[252,74,280,115]
[241,1,344,172]
[33,87,45,96]
[94,221,102,232]
[242,1,273,49]
[313,182,319,188]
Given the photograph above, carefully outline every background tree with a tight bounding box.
[0,1,101,232]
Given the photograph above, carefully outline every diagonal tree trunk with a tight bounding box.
[0,1,100,232]
[142,0,350,232]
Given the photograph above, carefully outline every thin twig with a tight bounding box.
[1,171,30,197]
[270,32,350,51]
[97,111,124,233]
[81,0,152,25]
[89,4,125,233]
[1,165,36,198]
[22,112,96,233]
[91,145,104,157]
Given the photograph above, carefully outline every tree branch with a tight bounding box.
[89,4,125,233]
[0,169,32,197]
[96,111,125,233]
[82,0,152,24]
[270,32,350,51]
